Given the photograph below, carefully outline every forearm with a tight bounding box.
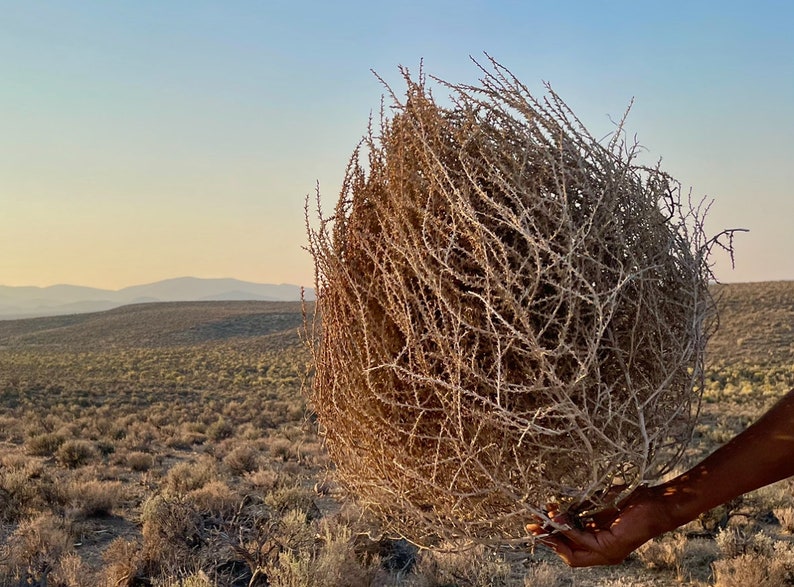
[657,388,794,530]
[533,389,794,567]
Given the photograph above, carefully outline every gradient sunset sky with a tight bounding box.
[2,1,792,289]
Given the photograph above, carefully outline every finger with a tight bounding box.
[534,533,609,567]
[527,508,563,536]
[526,522,545,536]
[527,516,562,538]
[541,534,617,567]
[540,502,561,520]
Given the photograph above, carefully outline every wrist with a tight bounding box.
[648,475,707,533]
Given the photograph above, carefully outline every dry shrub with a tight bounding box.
[51,552,94,587]
[276,508,316,552]
[141,494,204,574]
[311,519,381,586]
[635,534,687,570]
[245,467,281,490]
[102,537,146,587]
[56,439,97,468]
[166,423,207,449]
[265,518,379,587]
[186,480,239,517]
[25,432,65,456]
[522,561,570,587]
[207,417,235,441]
[0,465,43,522]
[5,513,74,584]
[0,414,23,442]
[264,484,318,516]
[712,552,792,587]
[307,58,727,544]
[126,450,155,472]
[224,444,261,474]
[121,421,159,450]
[775,506,794,533]
[63,479,123,518]
[160,574,214,587]
[1,452,41,471]
[412,544,511,586]
[267,436,298,462]
[715,527,758,558]
[595,579,653,587]
[164,457,217,495]
[265,551,311,587]
[679,538,720,582]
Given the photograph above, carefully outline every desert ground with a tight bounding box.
[0,283,792,586]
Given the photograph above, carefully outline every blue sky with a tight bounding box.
[1,1,792,288]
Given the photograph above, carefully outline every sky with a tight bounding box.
[1,1,792,290]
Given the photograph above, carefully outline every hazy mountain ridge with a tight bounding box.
[0,277,315,319]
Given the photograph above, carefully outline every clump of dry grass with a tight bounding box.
[264,517,381,587]
[186,480,239,517]
[0,459,46,522]
[307,58,730,545]
[63,479,124,518]
[712,552,792,587]
[51,551,95,587]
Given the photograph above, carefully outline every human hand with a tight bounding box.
[527,485,674,567]
[528,389,794,567]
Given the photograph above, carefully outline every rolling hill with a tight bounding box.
[707,280,794,366]
[0,300,309,350]
[0,281,790,364]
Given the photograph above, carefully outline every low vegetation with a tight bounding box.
[0,285,791,586]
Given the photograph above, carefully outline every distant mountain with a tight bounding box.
[0,277,315,319]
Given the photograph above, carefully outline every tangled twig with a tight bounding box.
[306,58,723,546]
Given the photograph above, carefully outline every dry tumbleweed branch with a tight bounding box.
[306,58,725,547]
